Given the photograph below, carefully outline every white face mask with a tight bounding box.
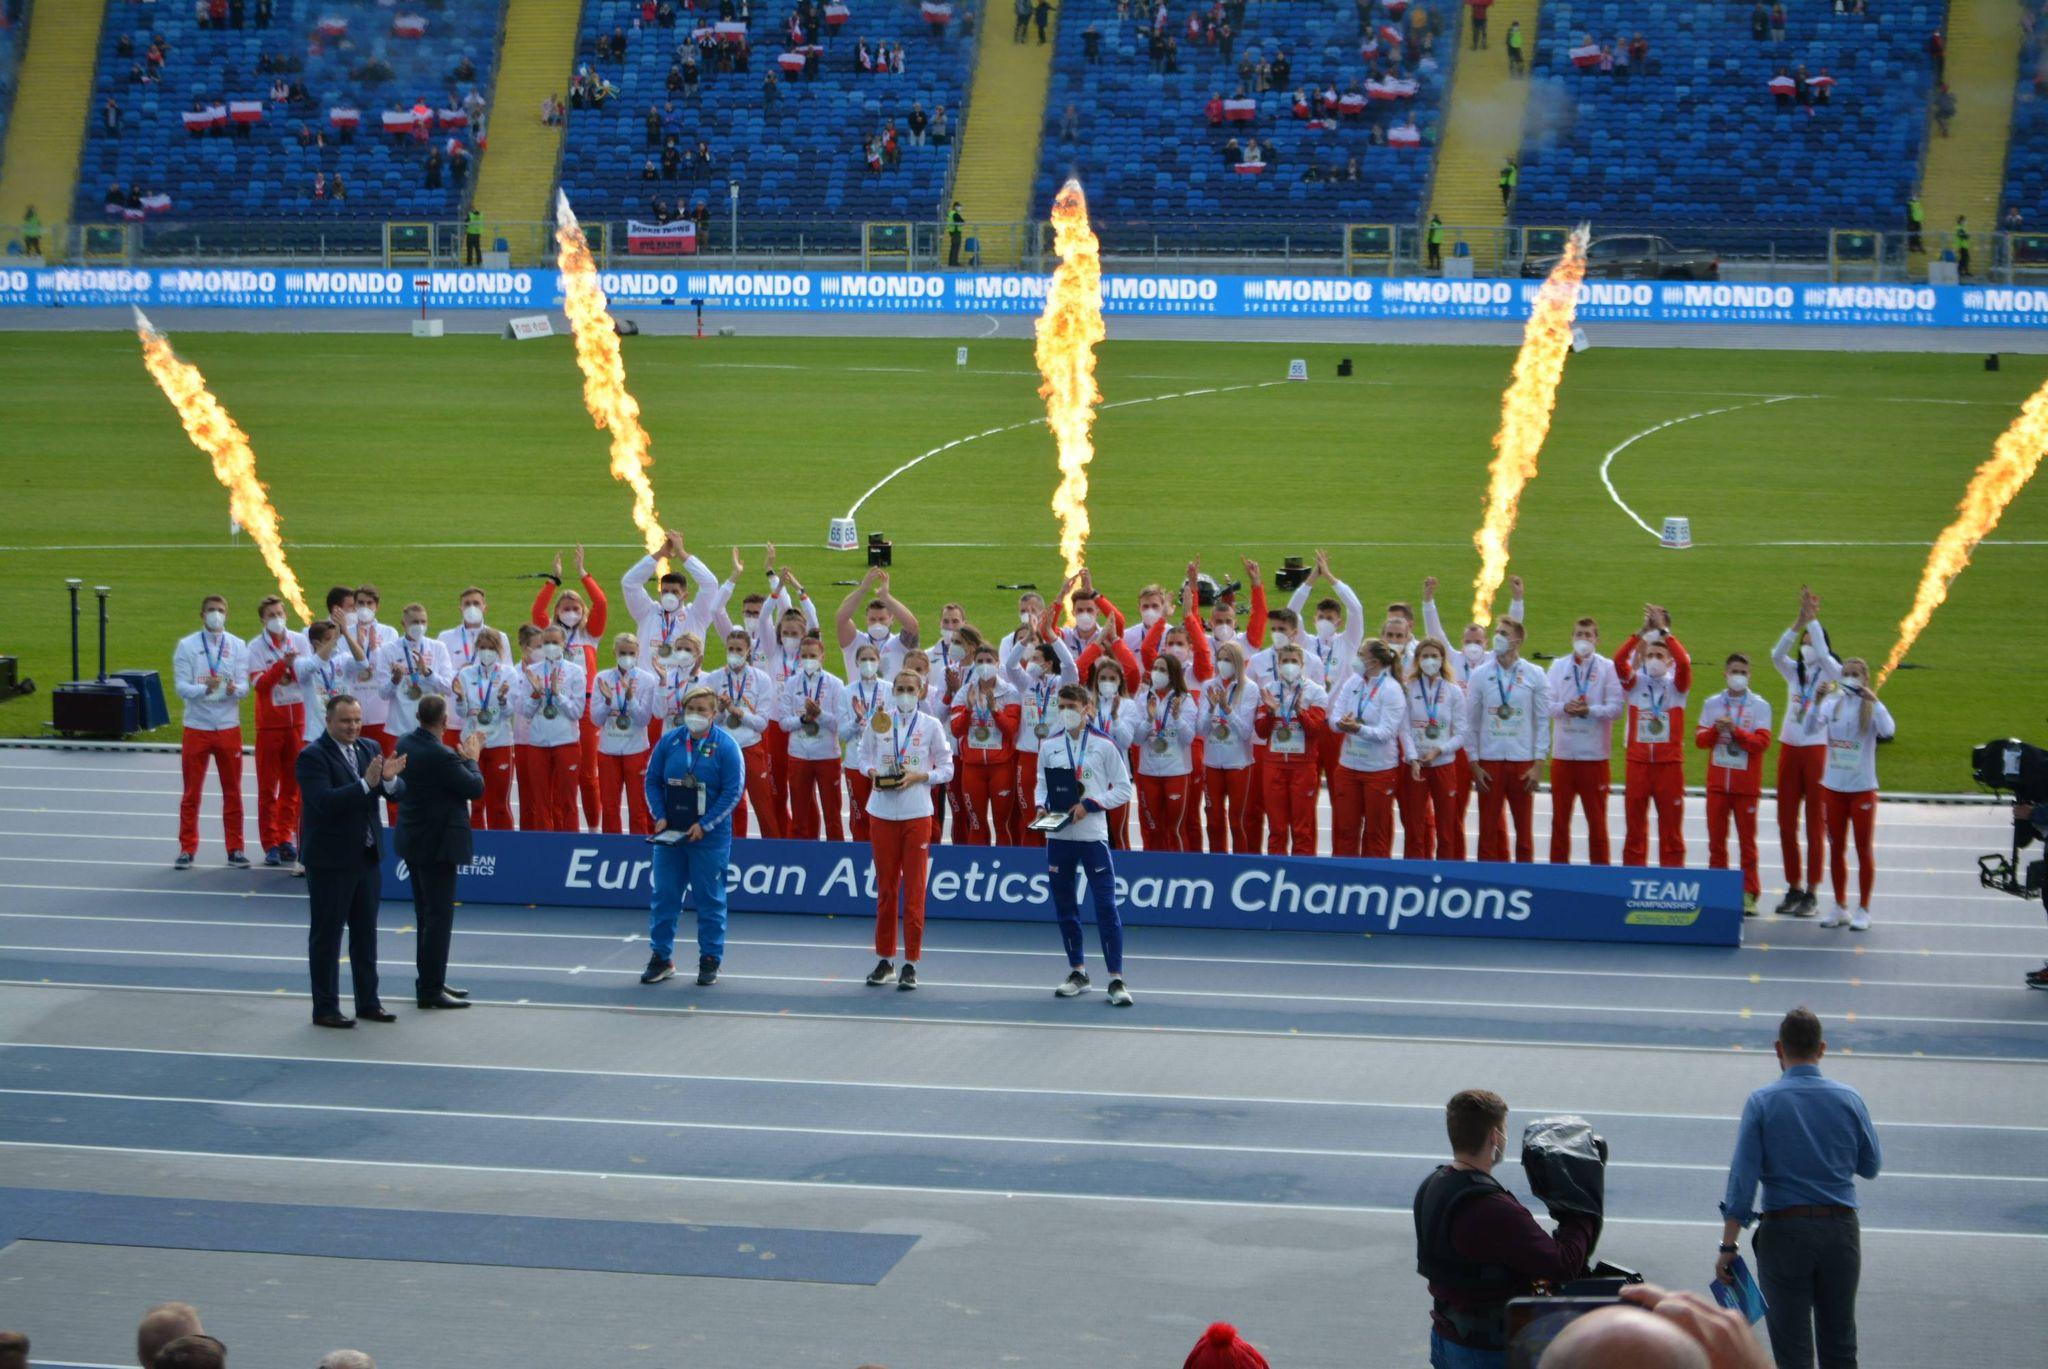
[1843,675,1867,694]
[356,606,376,626]
[1356,656,1374,676]
[202,610,226,632]
[1462,642,1486,665]
[1059,706,1086,731]
[867,622,890,643]
[1098,680,1120,700]
[894,690,920,710]
[477,649,501,668]
[542,643,564,663]
[1150,669,1170,690]
[781,634,801,652]
[941,627,959,645]
[744,613,762,633]
[1314,619,1337,642]
[1572,638,1594,659]
[800,656,822,676]
[405,621,427,641]
[674,650,697,672]
[1139,606,1162,627]
[1420,656,1443,678]
[659,591,682,613]
[559,609,582,628]
[617,655,638,672]
[1025,660,1045,680]
[1800,643,1820,665]
[1212,624,1236,644]
[1019,610,1038,628]
[265,616,286,638]
[1645,658,1670,680]
[1073,611,1097,632]
[1278,661,1302,683]
[727,642,751,665]
[461,605,484,627]
[1216,659,1238,681]
[683,712,713,735]
[857,658,880,679]
[974,661,998,682]
[1493,634,1512,658]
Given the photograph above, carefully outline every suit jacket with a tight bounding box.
[296,732,403,869]
[395,725,484,866]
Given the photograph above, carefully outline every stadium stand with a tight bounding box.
[2001,1,2048,225]
[1033,0,1460,242]
[554,0,976,242]
[1513,1,1945,249]
[0,1,28,165]
[71,0,503,241]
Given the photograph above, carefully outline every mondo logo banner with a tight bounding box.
[378,834,1743,947]
[3,268,2043,330]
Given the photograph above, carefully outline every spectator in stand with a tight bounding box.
[1934,82,1956,136]
[425,146,444,188]
[1769,2,1787,42]
[1628,32,1649,73]
[662,100,682,142]
[1613,41,1630,79]
[1751,2,1769,42]
[1793,63,1814,112]
[1272,48,1290,87]
[1468,0,1490,50]
[683,50,700,91]
[864,135,882,172]
[1165,37,1180,73]
[646,104,662,147]
[1205,91,1224,125]
[2006,205,2024,232]
[462,87,487,133]
[330,173,347,201]
[138,1304,206,1369]
[930,102,950,144]
[312,170,327,200]
[662,136,682,178]
[882,122,899,167]
[1217,19,1234,59]
[450,139,471,189]
[1222,136,1242,167]
[1344,155,1361,181]
[1084,21,1101,62]
[1258,136,1278,168]
[103,96,123,134]
[1927,27,1944,78]
[1773,66,1794,110]
[1059,101,1080,141]
[642,156,660,181]
[909,101,928,145]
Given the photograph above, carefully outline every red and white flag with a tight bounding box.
[1768,75,1796,95]
[381,110,416,132]
[714,20,747,41]
[1338,92,1367,115]
[1233,158,1266,175]
[920,1,953,22]
[316,16,348,37]
[437,107,468,127]
[1806,73,1834,92]
[825,3,850,27]
[181,109,219,131]
[229,100,264,123]
[1384,0,1409,13]
[628,219,699,255]
[141,192,172,213]
[1380,24,1403,47]
[1570,43,1601,68]
[778,50,806,71]
[1388,124,1422,147]
[1222,97,1256,121]
[393,14,427,38]
[328,106,361,128]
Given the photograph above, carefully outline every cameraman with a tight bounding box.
[1416,1089,1600,1368]
[2016,801,2048,990]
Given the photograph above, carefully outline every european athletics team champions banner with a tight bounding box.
[381,834,1744,947]
[10,264,2048,330]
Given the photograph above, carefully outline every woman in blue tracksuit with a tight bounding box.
[641,684,745,987]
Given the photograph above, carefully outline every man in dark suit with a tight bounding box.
[297,693,407,1028]
[396,695,485,1009]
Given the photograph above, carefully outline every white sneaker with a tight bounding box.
[1818,904,1847,928]
[1849,908,1871,932]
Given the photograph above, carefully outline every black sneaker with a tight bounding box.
[1772,887,1804,916]
[696,955,720,986]
[2025,965,2048,992]
[226,851,251,870]
[640,955,675,984]
[1793,891,1821,918]
[865,958,895,986]
[1106,978,1133,1008]
[1055,968,1090,998]
[262,846,282,868]
[896,962,919,991]
[173,852,194,871]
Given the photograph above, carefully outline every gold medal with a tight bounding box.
[406,683,422,700]
[1275,724,1293,743]
[972,725,994,747]
[1495,704,1512,721]
[872,710,893,734]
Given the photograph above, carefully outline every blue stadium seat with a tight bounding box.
[2002,24,2048,226]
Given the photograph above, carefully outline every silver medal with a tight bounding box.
[477,708,495,726]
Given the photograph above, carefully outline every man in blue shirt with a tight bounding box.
[641,685,745,987]
[1717,1007,1881,1369]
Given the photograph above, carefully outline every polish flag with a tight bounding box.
[316,16,348,37]
[1570,43,1601,68]
[141,192,172,213]
[1388,124,1422,147]
[1806,73,1835,93]
[778,50,806,72]
[920,1,953,22]
[1223,97,1257,121]
[382,110,416,133]
[437,107,468,128]
[825,3,850,27]
[328,106,361,128]
[1768,75,1796,96]
[1380,24,1403,47]
[228,100,265,123]
[1338,92,1367,115]
[393,15,427,38]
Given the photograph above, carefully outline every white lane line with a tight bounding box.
[3,946,2040,1029]
[5,1085,2033,1185]
[4,978,2037,1064]
[0,912,2016,993]
[1599,397,1806,538]
[11,1041,2038,1134]
[842,381,1284,518]
[2,1140,2040,1238]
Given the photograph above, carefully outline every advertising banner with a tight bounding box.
[6,266,2048,331]
[379,833,1744,947]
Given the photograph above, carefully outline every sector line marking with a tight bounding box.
[1599,395,1808,538]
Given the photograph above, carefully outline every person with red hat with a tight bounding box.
[1183,1321,1269,1369]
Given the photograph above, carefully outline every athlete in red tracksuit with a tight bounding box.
[1252,645,1329,855]
[245,596,308,863]
[531,546,609,829]
[949,648,1023,844]
[1695,654,1774,914]
[1614,610,1691,869]
[1544,618,1625,865]
[172,596,249,869]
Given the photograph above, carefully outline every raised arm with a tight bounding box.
[834,567,877,649]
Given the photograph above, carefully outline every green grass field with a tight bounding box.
[1,330,2043,791]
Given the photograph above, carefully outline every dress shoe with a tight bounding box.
[416,990,471,1009]
[419,978,469,999]
[312,1013,356,1029]
[358,1007,399,1023]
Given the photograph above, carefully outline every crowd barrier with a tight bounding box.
[10,265,2048,330]
[379,833,1744,947]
